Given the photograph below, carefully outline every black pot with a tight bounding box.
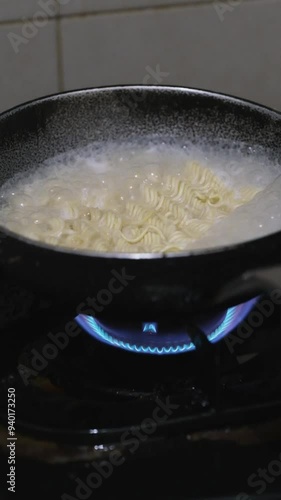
[1,86,281,319]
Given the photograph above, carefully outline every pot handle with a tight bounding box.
[213,265,281,306]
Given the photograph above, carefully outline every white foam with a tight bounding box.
[192,174,281,249]
[0,139,281,251]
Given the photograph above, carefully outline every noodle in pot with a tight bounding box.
[0,144,263,253]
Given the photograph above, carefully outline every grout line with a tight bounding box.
[55,18,65,92]
[0,0,264,26]
[55,1,65,92]
[0,16,56,27]
[54,0,262,21]
[54,0,218,19]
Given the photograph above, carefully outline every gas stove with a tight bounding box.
[1,277,281,499]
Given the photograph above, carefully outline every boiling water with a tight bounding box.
[0,140,280,252]
[192,174,281,249]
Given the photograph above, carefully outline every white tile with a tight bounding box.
[59,0,201,15]
[0,0,58,22]
[0,21,58,113]
[61,0,281,111]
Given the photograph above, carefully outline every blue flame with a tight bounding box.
[142,323,158,334]
[76,297,258,356]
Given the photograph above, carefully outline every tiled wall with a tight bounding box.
[0,0,280,114]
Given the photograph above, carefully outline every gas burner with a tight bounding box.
[1,294,281,458]
[76,297,258,355]
[1,289,281,500]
